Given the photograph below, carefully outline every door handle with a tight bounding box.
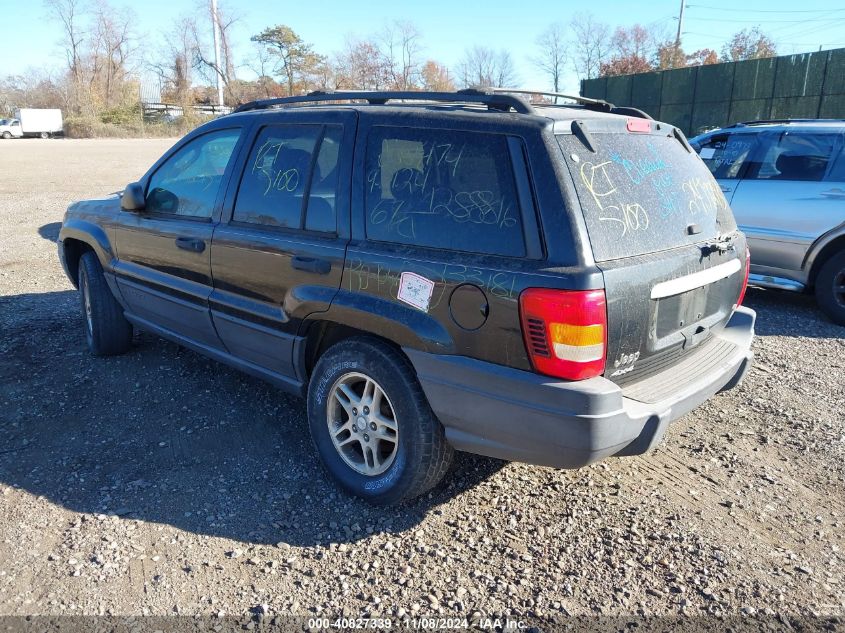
[175,237,206,253]
[720,185,732,193]
[291,255,331,274]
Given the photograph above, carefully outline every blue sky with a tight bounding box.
[2,0,844,95]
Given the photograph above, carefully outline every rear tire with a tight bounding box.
[77,251,133,355]
[39,132,49,139]
[815,251,845,326]
[307,337,453,505]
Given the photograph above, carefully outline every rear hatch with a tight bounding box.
[557,116,747,396]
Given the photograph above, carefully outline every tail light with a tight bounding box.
[519,288,607,381]
[737,246,750,306]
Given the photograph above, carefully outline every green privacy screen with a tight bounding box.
[581,48,845,136]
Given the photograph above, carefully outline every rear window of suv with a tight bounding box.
[364,126,525,257]
[558,130,736,262]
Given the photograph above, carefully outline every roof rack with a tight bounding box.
[490,88,610,108]
[233,89,535,114]
[491,88,655,119]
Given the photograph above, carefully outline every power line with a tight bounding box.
[687,4,845,13]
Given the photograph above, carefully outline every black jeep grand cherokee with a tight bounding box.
[58,89,755,504]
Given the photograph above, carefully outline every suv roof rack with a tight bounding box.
[233,89,535,115]
[491,88,656,119]
[491,88,609,108]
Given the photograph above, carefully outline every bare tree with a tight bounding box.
[150,17,196,105]
[380,20,423,90]
[89,1,137,109]
[191,1,239,100]
[569,12,610,81]
[532,22,567,100]
[334,37,392,90]
[44,0,87,111]
[457,46,517,88]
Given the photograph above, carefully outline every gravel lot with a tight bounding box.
[0,139,843,625]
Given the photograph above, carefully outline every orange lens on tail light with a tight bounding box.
[737,246,750,306]
[519,288,607,381]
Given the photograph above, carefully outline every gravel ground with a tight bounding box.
[0,139,843,625]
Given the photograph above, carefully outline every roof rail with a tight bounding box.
[490,88,632,115]
[232,89,535,114]
[730,118,845,127]
[490,88,609,107]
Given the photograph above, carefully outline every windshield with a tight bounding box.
[0,119,7,126]
[558,131,736,262]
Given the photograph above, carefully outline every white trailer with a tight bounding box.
[14,109,63,138]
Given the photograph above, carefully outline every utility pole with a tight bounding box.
[211,0,224,107]
[675,0,686,47]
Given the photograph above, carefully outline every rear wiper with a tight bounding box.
[701,233,736,254]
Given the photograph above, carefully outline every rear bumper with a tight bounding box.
[406,306,755,469]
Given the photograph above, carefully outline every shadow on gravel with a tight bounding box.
[0,290,505,549]
[38,222,62,242]
[743,288,841,338]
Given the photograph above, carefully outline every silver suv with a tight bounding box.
[691,120,845,325]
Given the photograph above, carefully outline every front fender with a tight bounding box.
[59,218,115,269]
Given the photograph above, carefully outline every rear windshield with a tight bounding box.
[558,132,736,262]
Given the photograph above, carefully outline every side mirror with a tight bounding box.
[121,182,146,212]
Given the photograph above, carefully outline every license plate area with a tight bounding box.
[656,285,711,339]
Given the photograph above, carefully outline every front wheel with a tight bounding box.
[1,132,10,139]
[815,251,845,326]
[78,251,133,355]
[307,338,453,505]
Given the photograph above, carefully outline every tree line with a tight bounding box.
[0,1,780,123]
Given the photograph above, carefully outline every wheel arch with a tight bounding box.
[806,229,845,289]
[298,292,454,380]
[301,320,411,380]
[59,219,115,287]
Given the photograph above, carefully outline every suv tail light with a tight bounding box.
[519,288,607,381]
[737,246,750,306]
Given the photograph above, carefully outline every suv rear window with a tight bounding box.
[365,126,525,257]
[558,131,736,262]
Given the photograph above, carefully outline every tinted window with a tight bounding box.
[827,138,845,182]
[233,125,319,228]
[696,133,755,180]
[559,132,736,262]
[146,129,240,218]
[747,132,838,182]
[305,126,343,232]
[364,127,525,257]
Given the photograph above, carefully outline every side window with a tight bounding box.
[364,127,525,257]
[306,126,343,232]
[233,124,341,233]
[696,133,754,180]
[146,129,240,217]
[747,132,837,182]
[826,137,845,182]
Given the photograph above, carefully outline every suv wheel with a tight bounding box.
[307,338,453,505]
[815,251,845,326]
[77,251,133,355]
